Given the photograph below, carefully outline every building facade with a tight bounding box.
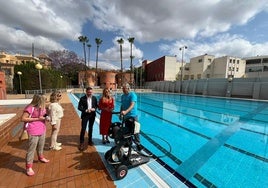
[244,55,268,78]
[0,71,7,99]
[78,70,133,90]
[187,54,246,80]
[145,56,180,81]
[0,51,49,92]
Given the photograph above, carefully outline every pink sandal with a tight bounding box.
[39,157,50,163]
[26,168,35,176]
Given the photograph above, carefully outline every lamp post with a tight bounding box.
[17,71,22,94]
[35,63,43,94]
[179,46,187,93]
[60,75,63,88]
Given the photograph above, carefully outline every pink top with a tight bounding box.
[24,105,47,136]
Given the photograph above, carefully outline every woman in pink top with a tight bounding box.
[21,94,50,176]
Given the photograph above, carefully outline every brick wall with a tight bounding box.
[0,71,7,100]
[0,108,23,148]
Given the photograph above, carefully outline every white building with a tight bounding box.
[187,54,245,80]
[212,56,246,79]
[244,55,268,78]
[188,54,215,79]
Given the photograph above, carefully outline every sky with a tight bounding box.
[1,0,268,70]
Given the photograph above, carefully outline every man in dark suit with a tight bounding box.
[78,87,98,150]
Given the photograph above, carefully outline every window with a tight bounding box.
[206,74,210,78]
[237,60,239,64]
[198,59,202,62]
[236,68,239,72]
[197,74,201,79]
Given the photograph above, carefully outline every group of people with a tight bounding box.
[21,82,142,176]
[21,91,64,176]
[77,83,142,151]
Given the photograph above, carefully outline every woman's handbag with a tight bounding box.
[19,130,28,141]
[19,107,34,141]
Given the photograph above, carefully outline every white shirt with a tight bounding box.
[87,96,92,109]
[49,102,64,125]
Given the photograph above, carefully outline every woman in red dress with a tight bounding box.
[98,88,114,144]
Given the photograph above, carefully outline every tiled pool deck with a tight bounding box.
[0,93,188,188]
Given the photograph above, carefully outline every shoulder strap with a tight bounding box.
[29,106,35,118]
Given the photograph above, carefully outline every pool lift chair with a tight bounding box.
[104,114,151,180]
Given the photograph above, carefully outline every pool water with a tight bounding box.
[75,92,268,187]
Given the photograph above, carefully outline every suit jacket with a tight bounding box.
[78,95,98,119]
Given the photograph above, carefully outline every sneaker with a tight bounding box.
[50,146,62,151]
[56,142,62,146]
[26,168,35,176]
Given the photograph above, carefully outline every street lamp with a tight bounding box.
[35,63,43,94]
[179,46,187,93]
[17,71,22,94]
[60,75,63,88]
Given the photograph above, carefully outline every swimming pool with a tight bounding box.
[74,92,268,187]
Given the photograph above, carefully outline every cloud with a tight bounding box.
[91,0,267,42]
[0,24,64,54]
[99,37,143,69]
[0,0,90,53]
[160,33,268,62]
[1,0,268,70]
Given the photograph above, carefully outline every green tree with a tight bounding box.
[78,35,89,87]
[78,36,89,67]
[128,37,135,85]
[87,44,91,67]
[13,62,64,93]
[95,38,103,86]
[48,50,84,86]
[117,38,124,84]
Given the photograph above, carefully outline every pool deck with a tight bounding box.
[0,93,189,188]
[0,93,115,188]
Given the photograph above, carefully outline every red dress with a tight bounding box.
[99,97,114,135]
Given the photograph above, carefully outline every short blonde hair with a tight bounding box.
[50,91,61,103]
[122,83,130,89]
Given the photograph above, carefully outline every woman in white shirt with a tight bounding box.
[49,91,64,150]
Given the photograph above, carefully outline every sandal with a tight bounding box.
[26,168,35,176]
[39,157,50,163]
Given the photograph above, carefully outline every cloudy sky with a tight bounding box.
[1,0,268,70]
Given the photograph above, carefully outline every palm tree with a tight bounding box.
[128,37,135,85]
[78,35,89,88]
[87,44,91,68]
[95,38,103,86]
[117,38,124,85]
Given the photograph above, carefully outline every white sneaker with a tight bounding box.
[50,146,62,151]
[56,142,62,146]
